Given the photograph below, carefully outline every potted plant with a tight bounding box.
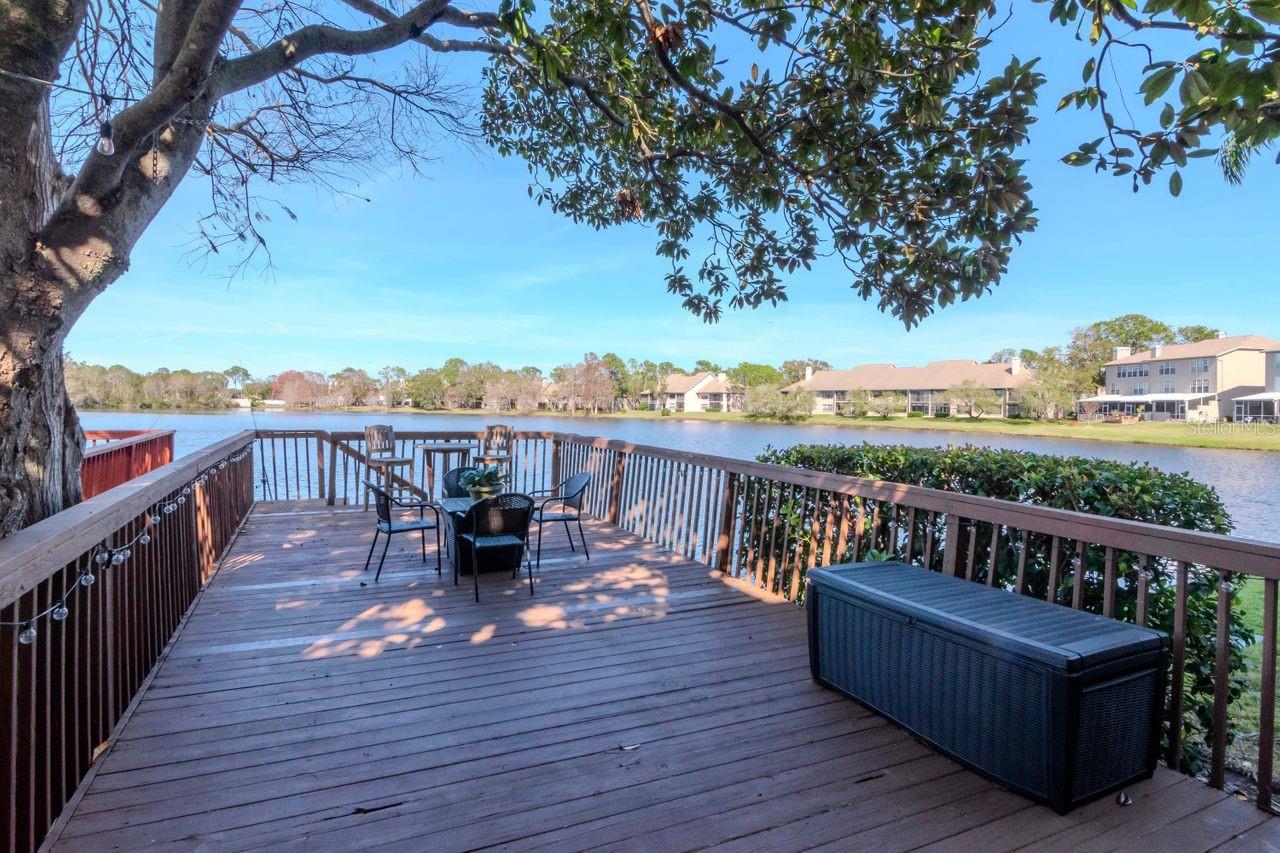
[459,465,505,500]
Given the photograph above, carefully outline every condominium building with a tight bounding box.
[783,359,1033,417]
[1079,334,1280,421]
[1235,347,1280,422]
[640,372,743,413]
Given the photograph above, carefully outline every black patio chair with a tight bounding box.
[456,493,535,602]
[363,481,441,582]
[530,472,591,567]
[441,466,478,499]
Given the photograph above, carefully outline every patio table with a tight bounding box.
[415,442,478,499]
[440,496,523,575]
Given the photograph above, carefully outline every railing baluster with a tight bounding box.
[1210,570,1232,789]
[964,520,979,581]
[1259,578,1277,811]
[986,525,1001,587]
[904,507,917,563]
[1102,547,1117,617]
[1015,530,1030,595]
[1047,536,1062,604]
[1136,554,1151,627]
[1071,540,1087,610]
[1167,560,1190,770]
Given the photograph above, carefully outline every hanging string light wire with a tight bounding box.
[0,444,253,645]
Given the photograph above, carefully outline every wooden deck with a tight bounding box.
[47,502,1280,851]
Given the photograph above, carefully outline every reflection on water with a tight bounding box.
[80,409,1280,542]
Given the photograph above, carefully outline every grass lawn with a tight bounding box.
[1228,577,1275,781]
[574,409,1280,451]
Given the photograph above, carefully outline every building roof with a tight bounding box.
[785,360,1033,393]
[1105,335,1280,366]
[658,372,710,393]
[697,374,734,394]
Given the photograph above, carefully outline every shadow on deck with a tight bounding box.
[48,502,1280,851]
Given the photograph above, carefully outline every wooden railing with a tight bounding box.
[8,423,1279,852]
[80,430,175,498]
[550,431,1280,811]
[252,429,560,506]
[0,431,255,852]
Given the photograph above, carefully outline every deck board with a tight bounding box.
[48,504,1276,851]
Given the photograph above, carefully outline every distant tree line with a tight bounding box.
[63,353,835,413]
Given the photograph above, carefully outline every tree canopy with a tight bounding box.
[2,0,1276,532]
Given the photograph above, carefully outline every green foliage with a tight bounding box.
[743,384,813,422]
[867,392,906,418]
[728,362,783,388]
[907,410,925,418]
[65,359,230,409]
[406,369,446,409]
[459,465,507,490]
[945,380,1002,418]
[483,0,1044,327]
[779,358,832,385]
[1176,325,1222,344]
[753,442,1247,774]
[1046,0,1280,190]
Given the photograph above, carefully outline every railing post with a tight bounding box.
[315,433,327,503]
[942,514,961,576]
[550,438,562,489]
[714,472,739,574]
[607,451,626,525]
[326,435,338,506]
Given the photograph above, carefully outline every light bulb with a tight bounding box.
[110,551,124,566]
[80,571,95,587]
[52,603,69,621]
[151,514,161,524]
[163,503,176,514]
[182,486,191,496]
[139,533,151,545]
[18,624,36,644]
[95,551,110,565]
[96,120,115,156]
[177,495,186,505]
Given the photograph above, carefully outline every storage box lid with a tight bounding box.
[808,562,1169,672]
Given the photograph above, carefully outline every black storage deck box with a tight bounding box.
[806,562,1170,814]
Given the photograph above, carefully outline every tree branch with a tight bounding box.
[208,0,453,99]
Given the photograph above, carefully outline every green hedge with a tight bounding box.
[753,442,1248,774]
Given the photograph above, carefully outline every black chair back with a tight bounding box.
[363,480,394,524]
[558,473,591,511]
[442,466,478,498]
[467,493,534,541]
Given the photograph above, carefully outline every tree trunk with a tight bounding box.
[0,303,84,536]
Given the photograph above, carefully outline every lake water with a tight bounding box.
[80,409,1280,543]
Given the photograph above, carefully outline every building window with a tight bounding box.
[1132,384,1148,395]
[1158,362,1176,375]
[1190,378,1210,394]
[1116,364,1149,378]
[1110,385,1121,395]
[1158,382,1176,394]
[1191,358,1211,374]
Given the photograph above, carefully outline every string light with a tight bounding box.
[96,120,115,156]
[3,444,253,646]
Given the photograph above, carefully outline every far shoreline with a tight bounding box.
[79,405,1280,453]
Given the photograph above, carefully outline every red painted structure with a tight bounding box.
[80,430,176,498]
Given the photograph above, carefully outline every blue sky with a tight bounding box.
[65,7,1280,378]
